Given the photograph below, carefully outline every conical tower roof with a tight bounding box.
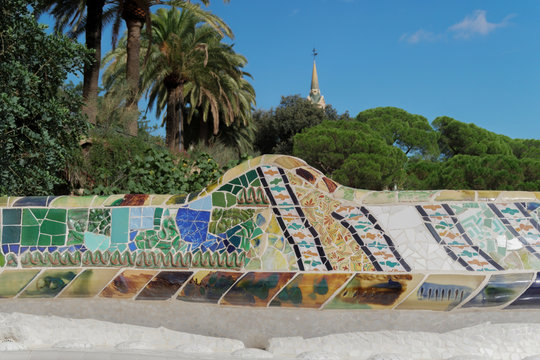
[311,60,320,91]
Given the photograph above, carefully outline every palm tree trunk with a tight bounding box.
[124,15,143,137]
[166,85,184,152]
[82,0,105,125]
[199,120,209,145]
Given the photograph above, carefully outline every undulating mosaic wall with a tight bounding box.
[0,155,539,310]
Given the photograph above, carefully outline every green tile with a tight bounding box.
[38,234,51,246]
[218,183,233,192]
[41,220,66,236]
[46,209,67,222]
[67,209,88,233]
[22,209,38,226]
[212,192,227,207]
[246,170,258,183]
[31,208,47,221]
[226,193,237,207]
[67,230,84,246]
[52,235,65,246]
[21,226,39,245]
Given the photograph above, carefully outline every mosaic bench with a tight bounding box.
[0,155,539,311]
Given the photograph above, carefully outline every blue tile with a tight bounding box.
[189,196,212,211]
[129,216,141,230]
[141,216,153,229]
[131,207,142,217]
[13,197,55,207]
[142,207,155,217]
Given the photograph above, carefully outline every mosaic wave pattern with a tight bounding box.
[0,155,539,310]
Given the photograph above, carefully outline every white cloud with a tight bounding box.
[400,10,514,44]
[449,10,513,38]
[400,29,438,44]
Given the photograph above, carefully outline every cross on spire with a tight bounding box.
[312,48,318,61]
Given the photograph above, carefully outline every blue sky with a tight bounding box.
[42,0,540,139]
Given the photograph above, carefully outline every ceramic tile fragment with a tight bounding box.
[462,273,534,308]
[506,272,540,309]
[397,274,485,311]
[398,191,437,203]
[136,271,193,300]
[270,273,350,308]
[435,190,476,202]
[220,272,295,306]
[498,191,537,202]
[0,269,40,298]
[99,270,156,299]
[362,192,397,204]
[50,196,95,208]
[325,273,424,309]
[178,270,243,303]
[477,191,500,201]
[19,269,80,298]
[60,269,119,298]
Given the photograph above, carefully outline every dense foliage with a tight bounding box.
[406,117,540,190]
[294,121,407,190]
[0,1,91,195]
[253,95,328,154]
[291,106,538,191]
[68,133,224,195]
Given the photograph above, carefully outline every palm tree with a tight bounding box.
[37,0,105,125]
[40,0,231,136]
[103,7,254,152]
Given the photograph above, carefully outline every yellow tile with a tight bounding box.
[0,197,8,207]
[7,197,20,207]
[248,156,262,168]
[397,274,485,311]
[102,195,124,206]
[150,195,170,206]
[535,192,540,201]
[205,182,218,193]
[274,155,306,170]
[260,154,281,166]
[90,196,109,207]
[362,191,398,204]
[353,190,370,202]
[497,191,537,202]
[477,191,500,201]
[435,190,476,202]
[50,196,95,208]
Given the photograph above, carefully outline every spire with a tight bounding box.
[311,60,319,91]
[307,48,326,109]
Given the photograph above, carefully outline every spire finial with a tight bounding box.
[312,48,318,61]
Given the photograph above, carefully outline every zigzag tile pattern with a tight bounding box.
[0,155,539,310]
